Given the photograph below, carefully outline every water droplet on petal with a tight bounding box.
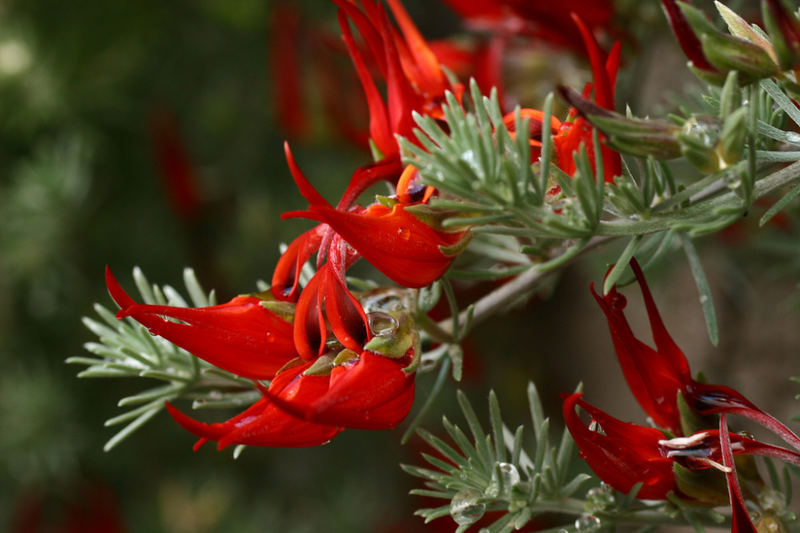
[366,312,398,336]
[575,513,601,532]
[450,488,486,526]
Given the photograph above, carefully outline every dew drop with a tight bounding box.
[366,312,399,337]
[450,488,486,526]
[586,482,615,512]
[486,462,521,498]
[575,513,601,532]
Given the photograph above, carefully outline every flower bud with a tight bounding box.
[679,2,778,83]
[558,86,682,159]
[719,107,748,165]
[763,0,800,71]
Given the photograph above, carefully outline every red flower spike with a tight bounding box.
[719,415,758,533]
[106,267,295,380]
[165,362,342,449]
[562,393,675,500]
[597,258,800,452]
[268,351,416,429]
[271,224,327,302]
[660,0,718,73]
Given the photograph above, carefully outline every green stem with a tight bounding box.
[526,498,731,530]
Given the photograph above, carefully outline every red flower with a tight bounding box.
[553,15,622,182]
[105,267,296,380]
[563,393,800,501]
[563,392,675,499]
[335,0,462,159]
[594,258,800,451]
[166,361,343,449]
[441,0,614,54]
[282,143,467,288]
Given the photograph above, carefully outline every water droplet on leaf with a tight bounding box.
[575,513,601,532]
[486,462,521,498]
[450,488,486,526]
[586,482,615,512]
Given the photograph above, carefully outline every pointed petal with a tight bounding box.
[336,156,404,210]
[591,281,683,433]
[286,202,463,288]
[687,381,800,453]
[293,268,328,361]
[338,10,395,157]
[108,270,295,380]
[271,224,326,302]
[325,237,370,352]
[385,0,447,95]
[312,351,416,429]
[719,415,758,533]
[629,259,691,380]
[563,393,674,500]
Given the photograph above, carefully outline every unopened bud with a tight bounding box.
[559,86,681,159]
[719,107,748,165]
[763,0,800,71]
[678,116,722,173]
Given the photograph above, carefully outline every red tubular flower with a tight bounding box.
[553,15,622,182]
[562,393,676,499]
[166,361,343,450]
[594,259,800,451]
[282,143,467,288]
[266,351,415,429]
[335,0,462,159]
[441,0,614,53]
[564,394,800,501]
[105,267,296,380]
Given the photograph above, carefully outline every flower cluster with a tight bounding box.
[106,0,474,450]
[564,259,800,529]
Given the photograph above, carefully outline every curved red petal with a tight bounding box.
[563,393,674,500]
[719,415,758,533]
[285,203,463,288]
[590,281,683,433]
[310,351,415,429]
[293,268,328,361]
[109,271,295,380]
[271,224,326,302]
[338,10,395,157]
[325,237,370,352]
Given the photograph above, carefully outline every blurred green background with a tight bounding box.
[2,0,798,531]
